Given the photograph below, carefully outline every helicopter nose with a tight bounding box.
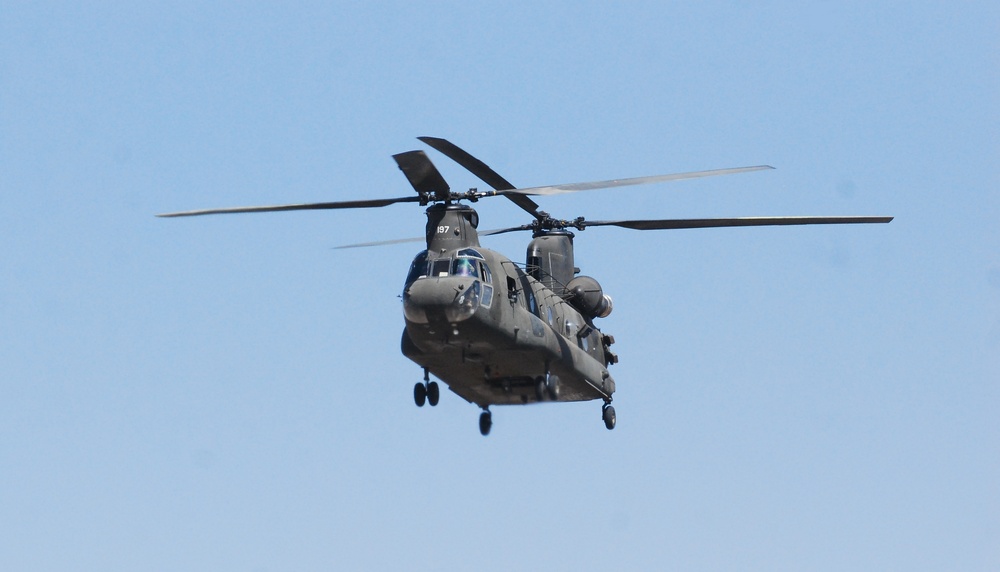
[403,277,481,324]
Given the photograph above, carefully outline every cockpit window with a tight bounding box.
[452,257,479,278]
[457,248,484,259]
[404,251,428,287]
[431,258,450,277]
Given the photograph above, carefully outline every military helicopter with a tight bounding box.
[159,136,892,435]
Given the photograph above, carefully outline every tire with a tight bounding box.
[602,405,616,430]
[546,375,560,401]
[413,382,427,407]
[479,412,492,436]
[427,381,440,406]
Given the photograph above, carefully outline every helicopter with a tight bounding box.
[159,136,892,435]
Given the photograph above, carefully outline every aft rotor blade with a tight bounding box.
[418,136,544,220]
[479,225,534,237]
[507,165,775,196]
[393,150,450,201]
[581,216,894,230]
[157,196,422,218]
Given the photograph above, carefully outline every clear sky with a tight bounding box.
[2,2,997,570]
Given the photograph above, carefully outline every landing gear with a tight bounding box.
[414,369,439,407]
[535,378,547,401]
[602,403,616,430]
[427,381,440,406]
[413,382,426,407]
[546,375,559,400]
[479,409,492,436]
[534,374,560,402]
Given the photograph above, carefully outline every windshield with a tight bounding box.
[452,257,479,278]
[431,258,450,277]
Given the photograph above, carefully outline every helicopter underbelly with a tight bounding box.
[401,311,615,408]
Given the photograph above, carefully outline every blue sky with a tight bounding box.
[2,2,997,570]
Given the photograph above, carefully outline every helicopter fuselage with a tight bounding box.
[400,204,616,409]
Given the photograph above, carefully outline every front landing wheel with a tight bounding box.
[427,381,440,406]
[602,405,616,430]
[413,383,427,407]
[479,411,492,436]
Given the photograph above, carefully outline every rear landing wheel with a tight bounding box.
[413,382,427,407]
[546,375,559,401]
[602,405,616,430]
[479,411,492,436]
[427,381,440,406]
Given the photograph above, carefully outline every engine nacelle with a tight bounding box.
[566,275,613,318]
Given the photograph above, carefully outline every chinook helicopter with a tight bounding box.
[159,136,892,435]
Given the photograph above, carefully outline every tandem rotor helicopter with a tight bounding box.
[160,136,892,435]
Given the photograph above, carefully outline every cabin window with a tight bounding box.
[479,261,492,284]
[481,285,493,307]
[404,251,429,287]
[431,258,450,277]
[452,257,479,278]
[527,289,539,316]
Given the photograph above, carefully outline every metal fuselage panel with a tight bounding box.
[401,246,615,408]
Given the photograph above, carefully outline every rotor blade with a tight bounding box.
[327,215,895,248]
[340,222,541,248]
[337,223,539,249]
[393,150,450,201]
[418,136,544,219]
[581,216,894,230]
[418,137,517,189]
[479,225,534,237]
[506,165,775,196]
[157,196,422,218]
[334,235,427,249]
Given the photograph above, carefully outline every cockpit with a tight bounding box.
[405,249,488,287]
[402,249,494,322]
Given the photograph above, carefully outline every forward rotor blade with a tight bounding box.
[337,224,536,249]
[506,165,775,196]
[335,235,427,249]
[157,196,422,218]
[393,150,450,201]
[418,136,544,219]
[581,215,894,231]
[338,224,538,249]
